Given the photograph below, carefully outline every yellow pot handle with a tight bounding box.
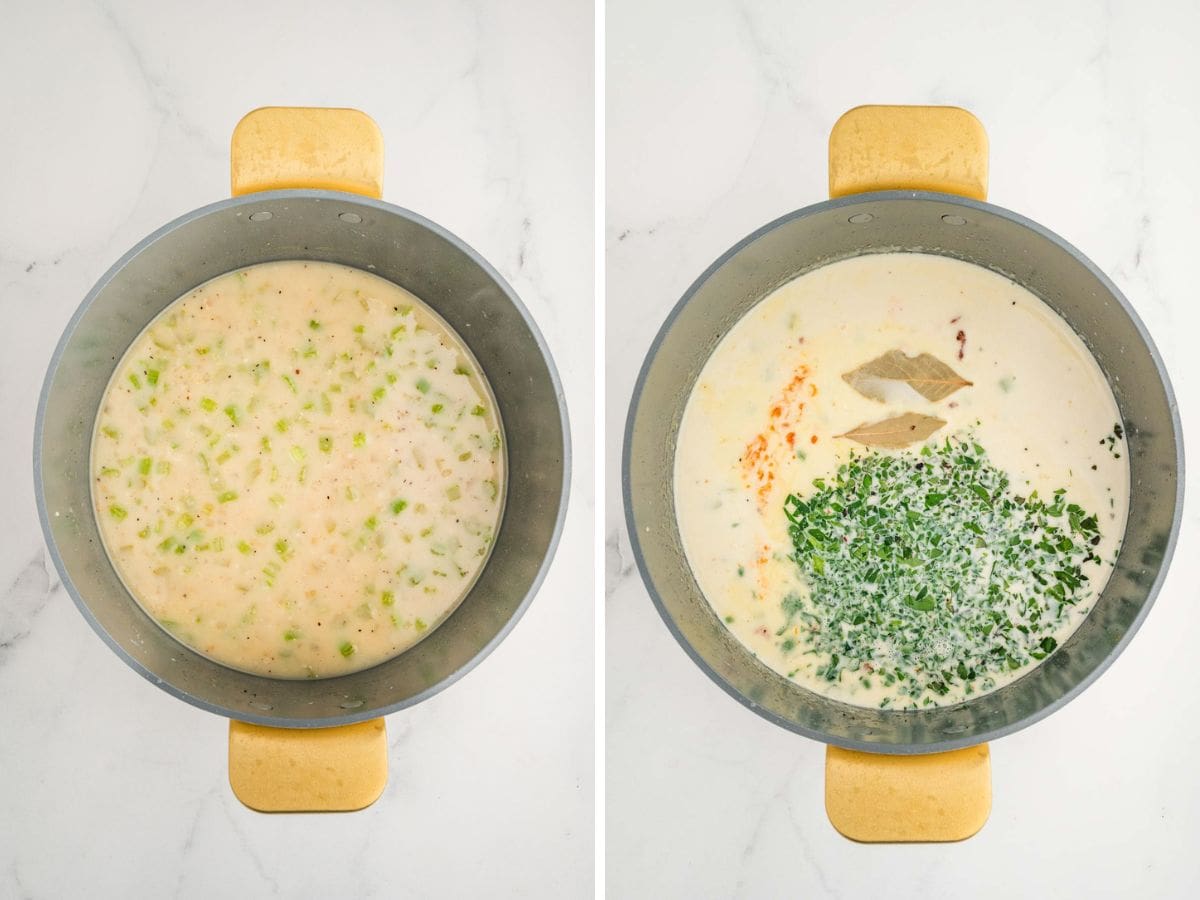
[231,106,384,198]
[226,106,387,813]
[828,104,988,200]
[823,105,992,843]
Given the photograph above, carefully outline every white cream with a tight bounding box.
[92,261,504,678]
[675,252,1129,708]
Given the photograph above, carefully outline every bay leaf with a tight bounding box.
[837,413,946,449]
[842,350,972,403]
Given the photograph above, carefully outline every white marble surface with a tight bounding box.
[607,1,1198,896]
[0,1,592,897]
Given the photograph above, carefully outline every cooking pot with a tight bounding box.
[35,107,569,810]
[623,105,1182,840]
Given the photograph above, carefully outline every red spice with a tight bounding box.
[810,434,818,444]
[741,363,811,510]
[955,329,966,360]
[950,315,961,324]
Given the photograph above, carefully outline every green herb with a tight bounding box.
[781,435,1101,702]
[318,435,333,453]
[109,504,128,520]
[390,499,408,514]
[339,641,355,657]
[416,378,431,394]
[217,490,238,503]
[1100,422,1125,459]
[200,397,217,412]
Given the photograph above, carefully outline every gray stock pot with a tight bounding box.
[623,107,1182,761]
[35,110,569,736]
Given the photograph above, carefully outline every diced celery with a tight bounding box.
[416,378,431,394]
[109,504,128,520]
[318,435,333,453]
[390,499,408,515]
[217,490,238,503]
[200,397,217,412]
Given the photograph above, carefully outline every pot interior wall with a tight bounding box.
[625,191,1181,752]
[38,191,567,726]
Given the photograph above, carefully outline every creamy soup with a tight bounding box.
[675,253,1129,709]
[92,262,504,678]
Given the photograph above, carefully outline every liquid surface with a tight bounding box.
[93,262,504,678]
[675,253,1129,709]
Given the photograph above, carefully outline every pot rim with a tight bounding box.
[622,188,1184,753]
[35,188,572,726]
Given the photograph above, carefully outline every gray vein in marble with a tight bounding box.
[782,780,838,900]
[0,549,60,666]
[604,527,634,602]
[171,787,221,900]
[95,1,224,162]
[463,1,560,334]
[3,860,32,900]
[215,795,281,895]
[730,0,823,121]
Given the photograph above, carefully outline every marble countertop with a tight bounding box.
[607,0,1198,897]
[0,1,592,897]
